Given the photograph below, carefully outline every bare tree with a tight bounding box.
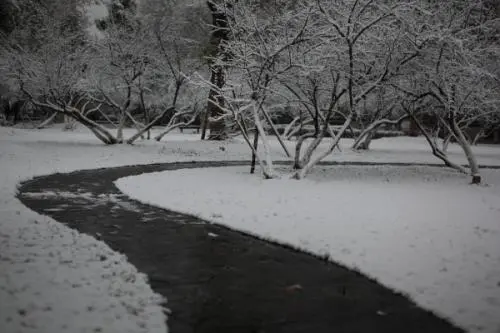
[394,0,500,184]
[129,3,205,143]
[197,0,426,179]
[2,2,124,143]
[195,1,316,177]
[89,24,149,142]
[289,0,420,178]
[351,87,405,150]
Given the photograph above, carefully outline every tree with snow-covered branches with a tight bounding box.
[394,0,500,184]
[205,0,426,179]
[1,0,206,145]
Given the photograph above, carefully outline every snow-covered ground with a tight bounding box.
[2,124,500,333]
[117,146,500,332]
[0,126,247,333]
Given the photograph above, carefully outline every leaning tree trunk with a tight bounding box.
[352,115,408,150]
[36,112,57,129]
[68,110,118,144]
[472,128,485,146]
[407,111,468,175]
[356,131,374,150]
[294,114,353,179]
[449,115,481,184]
[63,114,77,130]
[202,0,231,141]
[442,133,453,152]
[252,101,275,178]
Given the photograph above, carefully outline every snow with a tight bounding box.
[21,191,143,212]
[2,124,500,333]
[117,164,500,333]
[0,125,250,333]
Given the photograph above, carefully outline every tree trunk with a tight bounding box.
[139,89,150,140]
[205,66,228,140]
[205,0,230,140]
[116,111,126,143]
[450,116,481,184]
[206,66,227,140]
[294,133,315,169]
[63,114,76,130]
[357,131,374,150]
[283,116,300,138]
[285,119,313,140]
[154,114,198,142]
[253,101,274,178]
[294,114,353,179]
[200,108,209,140]
[250,129,259,174]
[260,105,291,157]
[409,117,419,136]
[472,129,485,146]
[353,115,408,150]
[22,98,119,144]
[442,134,452,152]
[127,107,174,144]
[230,106,271,178]
[69,111,118,144]
[36,112,57,129]
[408,112,468,174]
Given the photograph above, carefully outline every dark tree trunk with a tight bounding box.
[139,89,150,140]
[204,0,231,141]
[250,129,259,174]
[409,117,419,136]
[206,65,227,140]
[357,131,374,150]
[9,100,24,124]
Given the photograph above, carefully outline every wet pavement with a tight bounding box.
[18,161,465,333]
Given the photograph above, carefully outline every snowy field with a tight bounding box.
[117,144,500,332]
[2,125,500,333]
[118,164,500,333]
[0,126,246,333]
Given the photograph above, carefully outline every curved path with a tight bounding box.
[18,161,467,333]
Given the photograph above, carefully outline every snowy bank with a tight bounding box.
[2,125,500,332]
[117,164,500,333]
[0,126,248,333]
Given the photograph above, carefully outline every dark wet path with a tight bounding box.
[18,161,466,333]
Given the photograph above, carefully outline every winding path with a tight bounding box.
[18,161,468,333]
